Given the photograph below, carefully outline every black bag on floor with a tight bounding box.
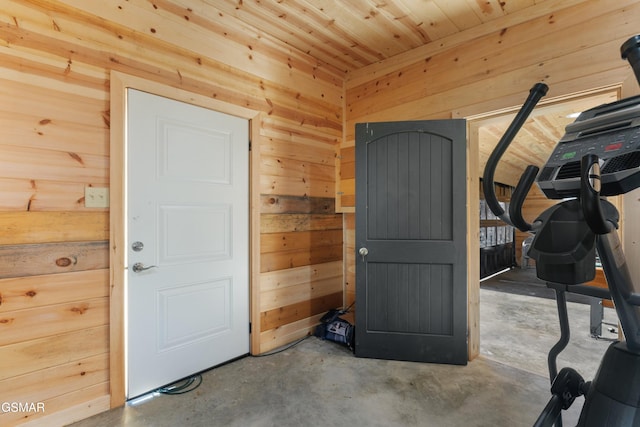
[314,309,355,352]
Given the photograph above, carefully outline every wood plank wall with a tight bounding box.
[0,0,343,424]
[340,1,640,208]
[340,0,640,359]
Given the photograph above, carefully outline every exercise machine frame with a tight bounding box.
[482,36,640,427]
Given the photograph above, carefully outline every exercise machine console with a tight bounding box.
[483,35,640,426]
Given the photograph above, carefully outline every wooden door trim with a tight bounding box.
[109,71,262,408]
[462,84,624,361]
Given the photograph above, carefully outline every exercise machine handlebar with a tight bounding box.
[580,154,614,235]
[621,35,640,88]
[482,82,548,231]
[509,164,539,231]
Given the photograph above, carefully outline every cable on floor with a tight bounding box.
[252,334,312,357]
[155,374,203,395]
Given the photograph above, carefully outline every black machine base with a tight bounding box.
[577,342,640,426]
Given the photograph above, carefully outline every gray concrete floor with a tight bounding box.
[70,269,618,427]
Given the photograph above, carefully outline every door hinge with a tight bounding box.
[249,322,252,333]
[248,139,252,151]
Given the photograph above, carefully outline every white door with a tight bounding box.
[126,89,249,399]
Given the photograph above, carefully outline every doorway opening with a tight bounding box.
[467,86,621,377]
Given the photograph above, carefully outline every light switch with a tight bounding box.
[85,187,110,208]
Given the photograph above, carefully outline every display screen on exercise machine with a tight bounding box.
[537,95,640,199]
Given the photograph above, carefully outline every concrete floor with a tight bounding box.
[70,269,618,427]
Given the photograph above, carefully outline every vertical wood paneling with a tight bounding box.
[367,262,453,335]
[366,132,453,240]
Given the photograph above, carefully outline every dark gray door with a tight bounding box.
[355,120,467,365]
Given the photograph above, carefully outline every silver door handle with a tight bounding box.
[359,247,368,262]
[132,262,158,273]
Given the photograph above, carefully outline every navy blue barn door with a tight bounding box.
[355,120,468,365]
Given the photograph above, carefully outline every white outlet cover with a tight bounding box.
[85,187,110,208]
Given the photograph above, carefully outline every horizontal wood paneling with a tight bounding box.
[1,0,344,422]
[260,195,335,214]
[0,353,108,409]
[0,179,107,212]
[260,260,342,292]
[261,277,342,312]
[261,214,343,234]
[0,212,108,245]
[0,325,109,380]
[260,128,340,161]
[259,261,343,343]
[13,383,110,427]
[259,193,344,344]
[261,244,343,273]
[261,230,342,253]
[259,174,335,199]
[260,291,343,331]
[0,241,108,278]
[338,1,640,210]
[261,155,335,182]
[0,269,108,313]
[0,297,108,346]
[259,313,324,353]
[10,0,633,423]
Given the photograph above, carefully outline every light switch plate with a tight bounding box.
[85,187,110,208]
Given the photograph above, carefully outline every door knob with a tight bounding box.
[359,247,368,262]
[132,262,158,273]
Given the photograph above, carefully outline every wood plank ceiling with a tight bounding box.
[215,0,546,72]
[214,0,613,186]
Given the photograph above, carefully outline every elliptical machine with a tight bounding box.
[483,35,640,427]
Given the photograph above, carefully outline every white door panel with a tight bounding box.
[126,89,249,398]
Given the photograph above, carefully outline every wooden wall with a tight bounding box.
[340,1,640,207]
[2,0,640,425]
[0,0,343,425]
[339,0,640,359]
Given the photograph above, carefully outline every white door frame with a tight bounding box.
[109,71,262,408]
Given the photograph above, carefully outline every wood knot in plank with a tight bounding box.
[102,110,110,127]
[71,305,89,315]
[68,152,84,165]
[25,290,36,298]
[0,318,14,324]
[56,257,76,267]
